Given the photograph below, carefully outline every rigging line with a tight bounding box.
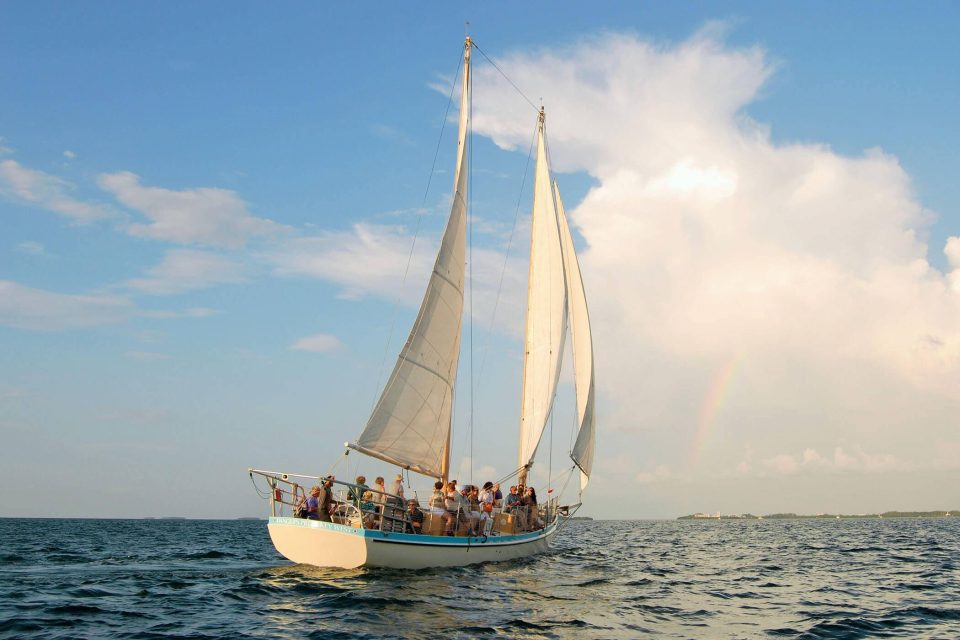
[473,42,540,113]
[368,45,465,414]
[474,122,538,392]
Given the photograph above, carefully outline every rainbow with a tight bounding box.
[689,353,741,467]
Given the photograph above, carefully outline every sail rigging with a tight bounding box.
[350,40,472,479]
[518,111,568,479]
[555,182,596,491]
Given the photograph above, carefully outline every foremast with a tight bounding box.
[349,37,472,482]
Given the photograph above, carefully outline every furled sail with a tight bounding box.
[351,42,472,479]
[555,182,596,491]
[518,112,568,478]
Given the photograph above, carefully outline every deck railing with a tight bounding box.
[249,468,561,536]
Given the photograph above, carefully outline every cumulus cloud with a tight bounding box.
[98,171,285,247]
[290,333,343,353]
[125,249,246,295]
[467,28,960,505]
[0,280,132,330]
[0,159,113,222]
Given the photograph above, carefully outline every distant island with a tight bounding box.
[678,510,957,520]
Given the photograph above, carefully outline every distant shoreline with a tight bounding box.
[678,510,958,520]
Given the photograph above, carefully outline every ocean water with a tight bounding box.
[1,518,958,639]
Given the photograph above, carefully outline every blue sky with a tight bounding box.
[2,3,958,518]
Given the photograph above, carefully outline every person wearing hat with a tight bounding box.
[389,473,405,504]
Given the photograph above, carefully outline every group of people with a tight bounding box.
[295,473,546,536]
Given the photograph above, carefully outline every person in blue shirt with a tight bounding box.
[305,486,322,520]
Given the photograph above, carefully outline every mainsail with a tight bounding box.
[518,112,568,478]
[555,182,596,491]
[350,41,472,479]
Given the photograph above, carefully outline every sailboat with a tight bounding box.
[249,36,595,570]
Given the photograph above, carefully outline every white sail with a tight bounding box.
[555,182,596,491]
[352,42,471,479]
[518,113,568,476]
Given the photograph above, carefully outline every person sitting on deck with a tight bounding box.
[458,486,481,536]
[505,485,528,531]
[444,481,464,536]
[493,483,503,506]
[477,482,495,534]
[360,491,376,528]
[406,500,424,534]
[466,486,483,536]
[429,481,455,533]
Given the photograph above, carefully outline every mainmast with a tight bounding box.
[440,36,472,485]
[517,108,568,488]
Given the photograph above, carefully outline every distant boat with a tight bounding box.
[249,35,596,570]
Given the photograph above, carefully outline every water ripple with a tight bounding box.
[0,518,958,638]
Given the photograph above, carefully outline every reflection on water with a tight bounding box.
[0,518,958,638]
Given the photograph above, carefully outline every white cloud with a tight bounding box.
[0,159,113,222]
[0,280,132,330]
[63,150,77,159]
[290,333,343,353]
[468,29,960,507]
[0,137,13,155]
[757,447,912,477]
[98,171,285,247]
[126,249,246,295]
[946,236,960,293]
[267,223,529,336]
[267,223,435,302]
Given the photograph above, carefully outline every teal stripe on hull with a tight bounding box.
[268,516,557,547]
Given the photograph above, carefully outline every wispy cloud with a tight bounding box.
[266,223,435,302]
[370,123,415,146]
[124,350,172,361]
[125,249,246,295]
[0,280,132,330]
[14,241,46,256]
[0,159,114,222]
[290,333,343,353]
[98,171,286,247]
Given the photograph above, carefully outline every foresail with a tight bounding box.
[518,114,568,474]
[555,182,596,491]
[353,43,471,479]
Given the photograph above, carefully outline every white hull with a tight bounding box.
[267,517,560,569]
